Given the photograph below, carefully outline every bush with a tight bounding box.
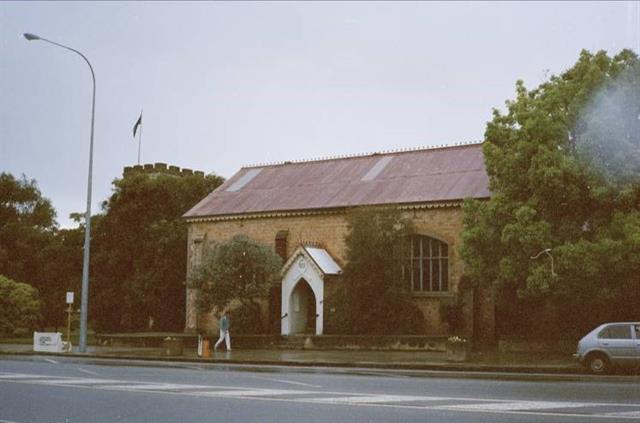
[0,275,42,335]
[190,235,282,332]
[325,208,425,335]
[327,293,425,335]
[439,297,465,333]
[230,304,265,335]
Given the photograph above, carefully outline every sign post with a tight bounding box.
[66,292,74,350]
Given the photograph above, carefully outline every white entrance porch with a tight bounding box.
[280,246,341,335]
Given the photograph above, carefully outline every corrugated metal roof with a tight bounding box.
[305,247,342,275]
[226,168,262,192]
[184,143,490,219]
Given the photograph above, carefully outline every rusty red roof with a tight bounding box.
[184,143,490,219]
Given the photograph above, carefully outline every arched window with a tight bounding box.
[406,235,449,292]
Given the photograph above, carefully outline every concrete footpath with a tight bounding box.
[0,341,585,375]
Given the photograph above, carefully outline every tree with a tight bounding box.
[90,170,224,333]
[0,173,57,284]
[0,275,42,335]
[0,173,64,329]
[326,208,425,335]
[37,225,84,329]
[190,235,282,333]
[460,49,640,339]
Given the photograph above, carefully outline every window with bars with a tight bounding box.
[404,235,449,292]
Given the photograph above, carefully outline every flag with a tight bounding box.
[133,113,142,138]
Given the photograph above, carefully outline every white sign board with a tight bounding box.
[33,332,65,353]
[66,292,74,304]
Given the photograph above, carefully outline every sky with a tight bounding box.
[1,1,639,228]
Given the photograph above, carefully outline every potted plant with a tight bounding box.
[163,336,183,356]
[446,336,470,362]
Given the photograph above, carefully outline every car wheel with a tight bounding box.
[586,353,609,375]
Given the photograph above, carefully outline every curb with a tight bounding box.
[1,349,575,373]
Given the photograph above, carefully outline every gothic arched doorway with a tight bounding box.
[288,279,317,334]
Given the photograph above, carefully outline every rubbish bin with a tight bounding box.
[163,337,183,356]
[445,337,470,362]
[201,339,210,358]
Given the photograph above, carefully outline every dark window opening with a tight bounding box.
[406,235,449,293]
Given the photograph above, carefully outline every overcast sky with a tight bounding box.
[2,1,639,228]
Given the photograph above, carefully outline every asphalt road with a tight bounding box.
[1,356,639,422]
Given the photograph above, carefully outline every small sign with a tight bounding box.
[66,292,74,304]
[33,332,65,353]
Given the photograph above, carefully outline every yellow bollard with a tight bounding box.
[202,339,210,358]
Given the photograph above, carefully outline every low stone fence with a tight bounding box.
[294,335,448,351]
[498,339,577,354]
[96,333,449,351]
[96,333,196,348]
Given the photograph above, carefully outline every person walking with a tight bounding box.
[214,311,231,351]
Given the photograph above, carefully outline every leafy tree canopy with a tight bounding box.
[0,173,57,282]
[0,173,71,329]
[327,208,425,335]
[190,235,282,333]
[91,171,224,332]
[461,49,640,339]
[0,275,42,335]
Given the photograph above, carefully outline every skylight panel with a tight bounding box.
[361,156,393,181]
[226,168,262,192]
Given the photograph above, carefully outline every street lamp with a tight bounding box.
[24,32,96,353]
[530,248,556,278]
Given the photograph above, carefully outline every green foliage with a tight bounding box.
[0,169,224,333]
[460,49,640,339]
[190,235,282,333]
[327,208,425,335]
[0,173,68,328]
[91,171,224,333]
[0,275,42,334]
[228,304,264,335]
[439,296,465,333]
[0,173,57,283]
[37,226,84,329]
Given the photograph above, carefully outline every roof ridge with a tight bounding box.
[241,141,483,169]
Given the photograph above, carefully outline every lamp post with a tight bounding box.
[530,248,556,278]
[24,33,95,353]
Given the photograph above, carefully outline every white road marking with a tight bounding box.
[102,383,207,391]
[306,395,436,404]
[2,371,640,420]
[42,378,123,385]
[439,400,588,411]
[0,419,21,423]
[43,359,58,364]
[192,389,313,397]
[185,366,204,371]
[356,371,412,379]
[264,377,322,388]
[77,367,98,376]
[0,373,45,379]
[245,374,317,387]
[602,411,640,418]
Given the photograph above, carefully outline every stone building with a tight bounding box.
[183,143,494,341]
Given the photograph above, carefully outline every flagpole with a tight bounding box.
[137,109,142,165]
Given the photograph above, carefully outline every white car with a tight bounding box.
[574,322,640,374]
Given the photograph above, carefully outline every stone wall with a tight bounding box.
[185,204,494,339]
[498,339,576,354]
